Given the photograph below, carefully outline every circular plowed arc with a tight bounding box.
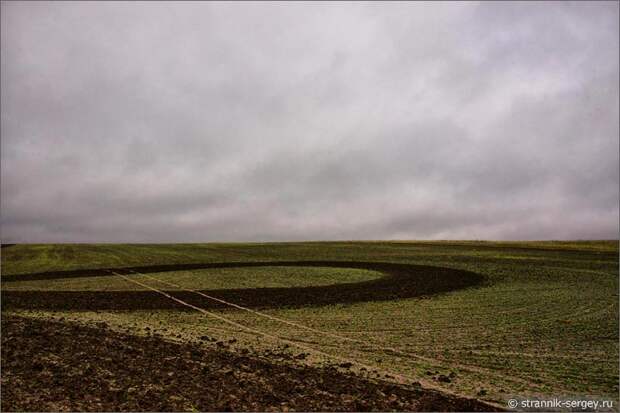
[2,261,484,311]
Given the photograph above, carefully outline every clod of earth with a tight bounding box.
[1,315,499,412]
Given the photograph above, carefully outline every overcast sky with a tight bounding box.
[1,1,618,242]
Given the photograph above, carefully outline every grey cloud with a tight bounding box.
[1,1,618,242]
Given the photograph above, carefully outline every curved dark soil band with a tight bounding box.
[1,261,484,311]
[1,315,499,412]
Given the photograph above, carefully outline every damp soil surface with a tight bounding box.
[1,314,499,412]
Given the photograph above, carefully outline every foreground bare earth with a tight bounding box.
[1,315,498,412]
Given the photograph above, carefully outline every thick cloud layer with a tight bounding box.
[1,1,618,242]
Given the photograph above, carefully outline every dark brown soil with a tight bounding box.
[1,315,500,412]
[2,261,485,311]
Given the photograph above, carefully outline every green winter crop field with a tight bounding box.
[1,241,618,410]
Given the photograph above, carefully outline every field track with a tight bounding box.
[1,314,500,412]
[2,242,617,408]
[2,261,485,310]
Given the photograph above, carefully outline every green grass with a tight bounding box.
[2,241,616,276]
[2,241,618,405]
[1,266,383,291]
